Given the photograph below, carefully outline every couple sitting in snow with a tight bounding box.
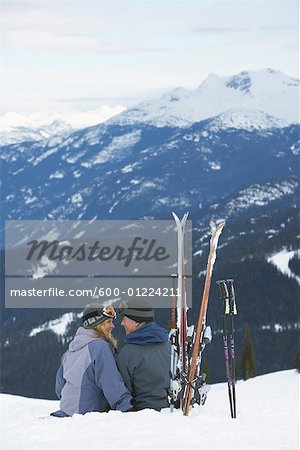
[51,299,171,417]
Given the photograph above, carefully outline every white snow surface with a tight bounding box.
[110,69,299,129]
[81,130,141,168]
[268,249,300,285]
[29,312,79,338]
[0,370,298,450]
[225,179,298,215]
[31,256,58,279]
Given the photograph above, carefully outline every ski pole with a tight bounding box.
[217,280,234,418]
[223,313,234,418]
[226,279,237,418]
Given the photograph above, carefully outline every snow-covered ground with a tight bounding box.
[0,370,298,450]
[29,312,80,342]
[268,249,300,286]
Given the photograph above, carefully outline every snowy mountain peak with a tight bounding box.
[226,71,252,93]
[110,68,299,129]
[201,69,299,96]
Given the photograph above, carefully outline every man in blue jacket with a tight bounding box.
[116,299,171,411]
[51,303,132,417]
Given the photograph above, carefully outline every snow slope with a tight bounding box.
[268,249,300,286]
[29,312,80,342]
[0,370,298,450]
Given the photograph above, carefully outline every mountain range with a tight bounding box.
[0,105,126,146]
[0,68,299,399]
[109,68,299,127]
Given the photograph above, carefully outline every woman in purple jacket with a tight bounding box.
[51,303,132,417]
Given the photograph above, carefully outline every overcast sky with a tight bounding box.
[0,0,299,116]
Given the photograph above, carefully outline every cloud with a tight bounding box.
[4,30,166,54]
[1,0,298,114]
[260,25,299,31]
[192,27,250,34]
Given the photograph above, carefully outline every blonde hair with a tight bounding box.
[95,320,117,349]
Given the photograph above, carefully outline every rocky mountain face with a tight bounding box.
[0,69,299,398]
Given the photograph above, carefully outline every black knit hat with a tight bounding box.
[82,303,116,329]
[119,299,154,323]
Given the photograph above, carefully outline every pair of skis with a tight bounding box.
[169,212,226,416]
[217,279,238,418]
[169,213,189,412]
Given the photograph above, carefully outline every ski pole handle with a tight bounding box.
[226,279,237,315]
[217,280,230,314]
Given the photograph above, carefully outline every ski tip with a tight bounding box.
[172,211,189,221]
[209,219,215,229]
[217,219,226,232]
[209,218,226,232]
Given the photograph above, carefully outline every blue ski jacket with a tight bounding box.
[52,327,132,417]
[116,322,171,411]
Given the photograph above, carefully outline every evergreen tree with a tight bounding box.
[294,344,300,373]
[201,359,210,384]
[241,325,256,380]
